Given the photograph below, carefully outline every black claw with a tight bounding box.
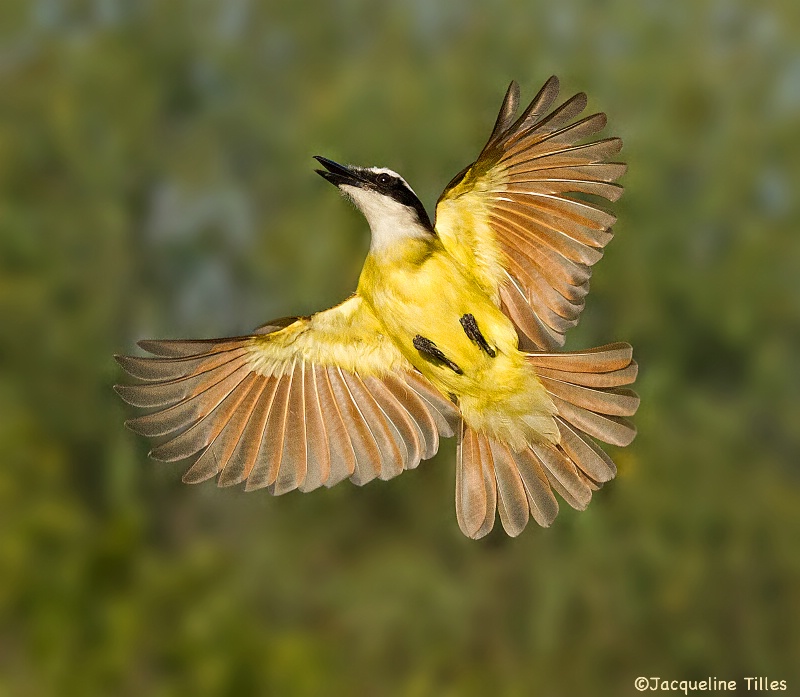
[413,335,463,375]
[460,313,496,357]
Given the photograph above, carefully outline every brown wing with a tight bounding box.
[115,295,460,494]
[435,76,625,350]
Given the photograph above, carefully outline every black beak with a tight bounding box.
[314,156,363,187]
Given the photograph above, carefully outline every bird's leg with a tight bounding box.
[459,314,496,357]
[412,335,463,375]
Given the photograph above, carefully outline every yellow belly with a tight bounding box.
[358,243,558,449]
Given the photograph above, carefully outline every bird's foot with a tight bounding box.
[459,314,496,357]
[412,335,463,374]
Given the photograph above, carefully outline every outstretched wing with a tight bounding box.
[115,295,459,494]
[435,76,625,350]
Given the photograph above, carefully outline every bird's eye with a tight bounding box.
[377,173,392,186]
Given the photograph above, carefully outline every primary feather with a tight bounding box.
[435,75,625,350]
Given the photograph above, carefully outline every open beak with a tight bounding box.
[314,156,364,188]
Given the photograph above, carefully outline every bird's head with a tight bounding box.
[314,156,434,251]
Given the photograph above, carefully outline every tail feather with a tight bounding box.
[489,440,530,536]
[550,395,636,447]
[474,441,498,538]
[511,446,559,526]
[530,342,639,448]
[455,424,487,537]
[455,423,500,539]
[556,417,617,482]
[530,441,592,510]
[534,360,638,388]
[454,341,639,537]
[528,341,633,372]
[539,378,639,416]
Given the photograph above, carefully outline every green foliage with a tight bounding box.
[1,1,798,694]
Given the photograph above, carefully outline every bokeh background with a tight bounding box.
[2,1,799,695]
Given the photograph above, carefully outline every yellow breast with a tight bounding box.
[358,238,557,449]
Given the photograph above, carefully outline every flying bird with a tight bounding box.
[115,76,639,539]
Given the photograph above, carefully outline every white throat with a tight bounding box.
[341,185,431,253]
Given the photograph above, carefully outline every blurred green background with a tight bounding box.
[2,0,799,695]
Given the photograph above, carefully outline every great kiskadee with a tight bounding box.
[116,76,639,539]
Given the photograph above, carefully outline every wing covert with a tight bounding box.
[435,76,625,350]
[115,295,459,493]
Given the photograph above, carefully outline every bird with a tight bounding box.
[115,76,639,539]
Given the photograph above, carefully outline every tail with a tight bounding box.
[455,342,639,539]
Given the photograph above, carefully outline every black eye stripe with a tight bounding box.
[360,168,434,232]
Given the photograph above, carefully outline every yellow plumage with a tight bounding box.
[358,236,558,451]
[115,76,639,538]
[245,295,409,379]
